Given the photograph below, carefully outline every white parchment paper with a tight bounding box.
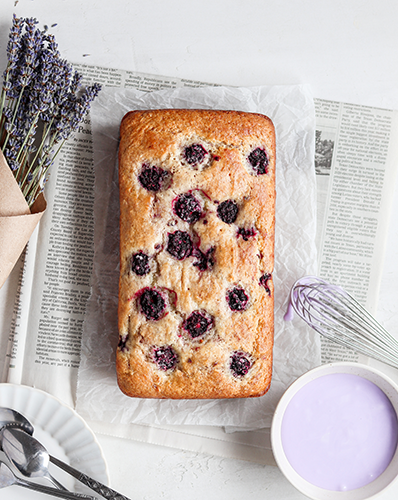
[76,84,320,429]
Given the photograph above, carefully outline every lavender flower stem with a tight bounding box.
[0,71,10,127]
[22,136,61,203]
[24,135,65,202]
[29,116,54,170]
[15,112,39,163]
[18,154,33,190]
[2,88,24,150]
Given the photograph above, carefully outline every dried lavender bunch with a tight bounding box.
[0,15,101,207]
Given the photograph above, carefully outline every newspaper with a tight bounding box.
[314,99,398,363]
[0,64,398,464]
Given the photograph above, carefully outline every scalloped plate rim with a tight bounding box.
[0,382,109,497]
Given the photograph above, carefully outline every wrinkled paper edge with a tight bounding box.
[76,84,320,429]
[0,150,47,289]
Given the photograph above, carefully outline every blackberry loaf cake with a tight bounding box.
[117,109,275,399]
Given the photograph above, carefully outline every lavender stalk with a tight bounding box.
[0,15,101,208]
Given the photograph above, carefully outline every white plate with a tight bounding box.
[0,383,109,499]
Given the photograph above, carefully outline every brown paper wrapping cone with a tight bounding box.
[0,150,47,288]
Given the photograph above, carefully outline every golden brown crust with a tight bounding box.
[117,109,275,399]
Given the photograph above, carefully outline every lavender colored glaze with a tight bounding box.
[281,373,398,491]
[283,301,295,321]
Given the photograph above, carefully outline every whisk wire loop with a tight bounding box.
[289,276,398,369]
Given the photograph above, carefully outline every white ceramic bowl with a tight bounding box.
[271,362,398,500]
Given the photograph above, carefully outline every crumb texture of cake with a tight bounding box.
[117,109,275,399]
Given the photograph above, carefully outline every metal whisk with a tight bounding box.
[288,276,398,369]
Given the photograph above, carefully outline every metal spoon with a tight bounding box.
[0,461,97,499]
[0,407,34,435]
[0,408,132,500]
[2,427,67,490]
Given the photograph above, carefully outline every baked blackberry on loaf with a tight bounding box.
[117,109,275,399]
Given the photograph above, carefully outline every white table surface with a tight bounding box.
[1,1,398,498]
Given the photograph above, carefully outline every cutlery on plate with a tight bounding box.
[0,408,132,500]
[0,461,97,499]
[0,407,34,435]
[2,427,67,490]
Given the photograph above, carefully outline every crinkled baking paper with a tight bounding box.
[76,84,320,430]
